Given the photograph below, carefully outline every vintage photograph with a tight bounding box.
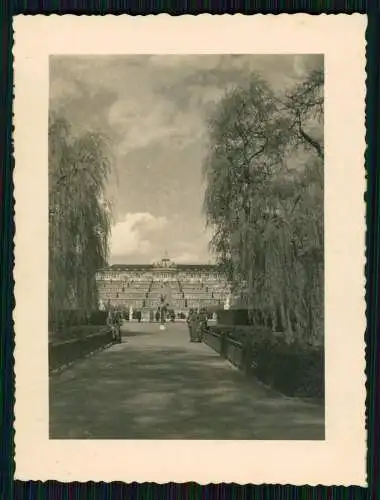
[48,54,325,440]
[13,12,368,484]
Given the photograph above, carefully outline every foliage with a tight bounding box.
[206,325,324,399]
[51,309,108,330]
[253,334,324,398]
[49,327,113,371]
[50,324,110,342]
[216,309,250,326]
[49,114,113,329]
[203,65,324,344]
[285,67,324,160]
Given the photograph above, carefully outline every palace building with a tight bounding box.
[96,254,230,318]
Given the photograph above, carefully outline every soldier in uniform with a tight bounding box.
[193,309,203,342]
[107,308,118,342]
[197,308,208,341]
[187,309,198,342]
[114,308,123,342]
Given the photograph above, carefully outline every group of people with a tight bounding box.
[105,305,211,344]
[106,308,123,342]
[186,308,208,343]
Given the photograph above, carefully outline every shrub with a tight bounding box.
[87,310,108,325]
[54,309,107,326]
[49,327,113,371]
[207,325,324,399]
[49,309,109,339]
[253,335,324,399]
[50,325,110,343]
[51,309,87,329]
[217,309,250,326]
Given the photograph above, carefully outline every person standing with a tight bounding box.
[193,309,202,342]
[186,309,192,341]
[107,308,117,341]
[198,308,208,342]
[106,309,114,335]
[187,309,197,342]
[114,308,123,342]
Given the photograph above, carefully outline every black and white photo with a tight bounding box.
[13,15,366,485]
[48,53,325,440]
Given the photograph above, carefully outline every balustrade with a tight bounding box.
[96,265,228,313]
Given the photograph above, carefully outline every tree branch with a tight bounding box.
[296,113,324,160]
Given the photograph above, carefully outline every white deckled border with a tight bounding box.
[13,14,367,485]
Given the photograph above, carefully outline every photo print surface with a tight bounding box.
[13,15,366,485]
[48,53,325,440]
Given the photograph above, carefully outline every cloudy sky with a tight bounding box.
[50,54,322,265]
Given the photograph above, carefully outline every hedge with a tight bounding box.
[216,307,295,331]
[205,325,324,400]
[50,324,110,342]
[49,309,108,334]
[252,335,324,399]
[49,326,113,372]
[216,309,250,326]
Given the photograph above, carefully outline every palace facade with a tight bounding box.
[96,255,230,317]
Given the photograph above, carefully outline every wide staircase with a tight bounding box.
[98,279,151,311]
[98,277,229,317]
[180,280,227,310]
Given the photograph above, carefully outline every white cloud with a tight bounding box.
[110,212,168,258]
[172,252,202,264]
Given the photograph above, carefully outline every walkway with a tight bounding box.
[49,322,324,439]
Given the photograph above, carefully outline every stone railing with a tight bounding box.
[203,326,256,373]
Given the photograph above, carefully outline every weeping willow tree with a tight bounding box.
[48,114,113,329]
[203,66,324,344]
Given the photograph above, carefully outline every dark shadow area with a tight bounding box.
[121,330,157,338]
[49,324,324,440]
